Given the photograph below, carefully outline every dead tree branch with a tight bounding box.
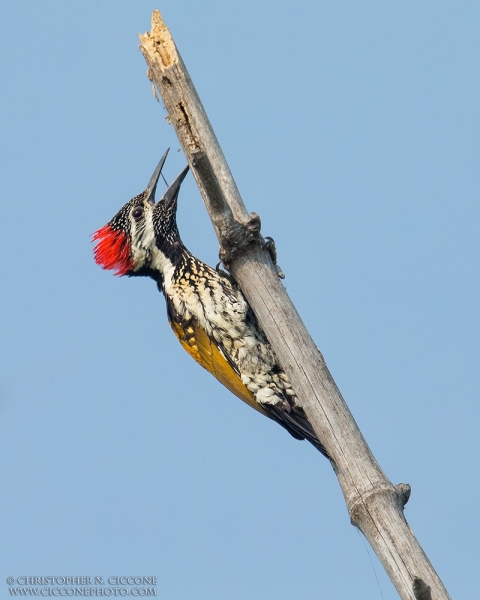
[139,10,451,600]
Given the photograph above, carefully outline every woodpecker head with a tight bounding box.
[93,150,189,278]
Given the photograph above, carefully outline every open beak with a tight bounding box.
[145,148,170,205]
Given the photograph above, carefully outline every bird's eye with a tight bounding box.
[132,207,144,220]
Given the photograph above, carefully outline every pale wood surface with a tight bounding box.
[139,10,451,600]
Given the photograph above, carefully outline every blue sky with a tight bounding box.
[1,2,479,598]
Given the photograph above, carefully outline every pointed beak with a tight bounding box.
[163,165,190,208]
[144,148,170,205]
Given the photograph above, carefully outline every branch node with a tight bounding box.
[245,212,261,241]
[395,483,412,508]
[219,213,262,269]
[413,577,432,600]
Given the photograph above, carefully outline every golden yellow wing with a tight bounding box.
[169,317,267,416]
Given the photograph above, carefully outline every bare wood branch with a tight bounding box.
[139,10,451,600]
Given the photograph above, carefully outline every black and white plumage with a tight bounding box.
[93,152,328,457]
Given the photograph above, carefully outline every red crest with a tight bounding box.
[92,225,133,276]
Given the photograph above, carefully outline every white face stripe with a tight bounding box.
[130,206,157,269]
[127,203,176,287]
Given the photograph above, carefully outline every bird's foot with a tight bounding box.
[215,262,235,283]
[264,237,285,279]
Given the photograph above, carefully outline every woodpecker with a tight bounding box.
[93,151,328,457]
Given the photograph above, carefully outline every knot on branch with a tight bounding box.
[413,577,432,600]
[219,212,262,269]
[395,483,411,508]
[349,485,399,526]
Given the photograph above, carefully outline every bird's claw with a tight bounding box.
[215,262,235,283]
[264,237,285,279]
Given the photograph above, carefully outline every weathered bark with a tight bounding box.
[139,10,451,600]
